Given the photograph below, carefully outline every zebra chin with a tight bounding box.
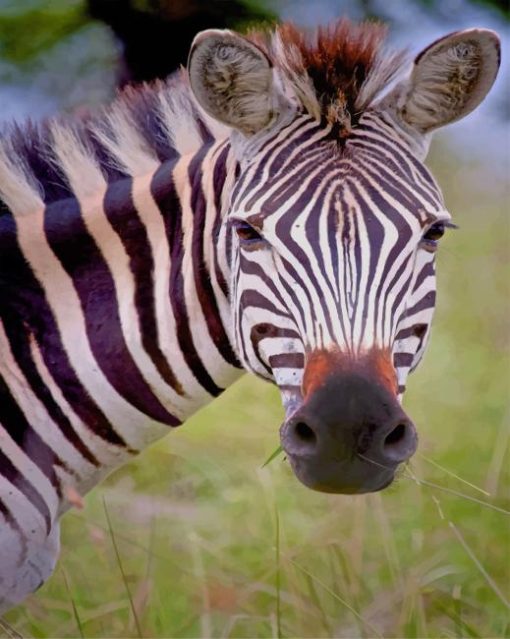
[284,453,397,495]
[278,349,418,494]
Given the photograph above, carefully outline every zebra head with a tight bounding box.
[188,22,500,493]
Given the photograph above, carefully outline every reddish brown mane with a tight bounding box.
[249,18,405,132]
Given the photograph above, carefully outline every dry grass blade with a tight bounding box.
[357,453,510,516]
[0,618,23,639]
[370,493,402,589]
[274,505,282,639]
[407,473,510,516]
[429,494,509,615]
[417,453,491,496]
[102,497,144,638]
[70,512,171,562]
[448,521,510,610]
[62,569,84,639]
[188,531,212,639]
[485,414,510,496]
[289,558,382,638]
[302,570,333,636]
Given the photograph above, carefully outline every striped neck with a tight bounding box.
[75,136,245,428]
[155,138,244,410]
[4,137,244,467]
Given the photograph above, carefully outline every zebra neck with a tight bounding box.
[149,138,244,420]
[0,138,244,509]
[59,135,244,434]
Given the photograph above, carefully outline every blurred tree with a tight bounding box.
[0,0,506,82]
[87,0,276,86]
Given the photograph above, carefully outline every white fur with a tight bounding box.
[0,141,43,216]
[158,83,207,156]
[94,104,160,177]
[51,123,107,198]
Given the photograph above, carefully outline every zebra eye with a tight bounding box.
[234,221,263,244]
[423,222,445,242]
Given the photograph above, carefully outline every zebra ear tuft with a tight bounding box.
[188,29,280,136]
[397,29,500,133]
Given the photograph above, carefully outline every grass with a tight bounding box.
[2,146,509,638]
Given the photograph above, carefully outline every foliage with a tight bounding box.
[0,1,87,64]
[0,0,275,68]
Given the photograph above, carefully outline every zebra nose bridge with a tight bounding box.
[300,347,398,400]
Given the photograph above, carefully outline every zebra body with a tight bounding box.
[0,20,500,611]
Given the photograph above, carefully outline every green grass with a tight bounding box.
[2,147,509,638]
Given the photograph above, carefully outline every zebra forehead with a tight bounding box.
[236,138,446,225]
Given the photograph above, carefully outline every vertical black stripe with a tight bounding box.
[43,197,179,426]
[0,373,65,497]
[151,161,222,396]
[103,176,185,396]
[0,446,51,534]
[0,213,128,450]
[188,147,241,368]
[211,143,231,299]
[1,315,99,467]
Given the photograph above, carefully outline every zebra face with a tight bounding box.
[188,25,500,493]
[225,114,450,493]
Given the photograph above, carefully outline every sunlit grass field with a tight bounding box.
[2,145,509,638]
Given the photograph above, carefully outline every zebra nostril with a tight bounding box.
[282,417,319,456]
[294,421,316,444]
[384,423,406,447]
[382,421,417,462]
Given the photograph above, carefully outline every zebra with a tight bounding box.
[0,19,500,613]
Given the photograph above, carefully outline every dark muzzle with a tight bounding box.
[280,354,417,494]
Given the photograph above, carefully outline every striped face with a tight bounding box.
[227,112,452,491]
[230,113,449,396]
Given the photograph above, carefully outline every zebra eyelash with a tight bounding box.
[421,219,458,250]
[231,219,265,245]
[425,220,458,231]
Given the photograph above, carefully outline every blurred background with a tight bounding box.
[1,1,509,637]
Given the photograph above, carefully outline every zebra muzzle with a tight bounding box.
[279,351,418,494]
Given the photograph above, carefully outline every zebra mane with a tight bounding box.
[0,74,228,213]
[249,19,407,133]
[0,18,406,214]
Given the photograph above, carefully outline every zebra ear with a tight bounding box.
[396,29,500,133]
[188,29,280,136]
